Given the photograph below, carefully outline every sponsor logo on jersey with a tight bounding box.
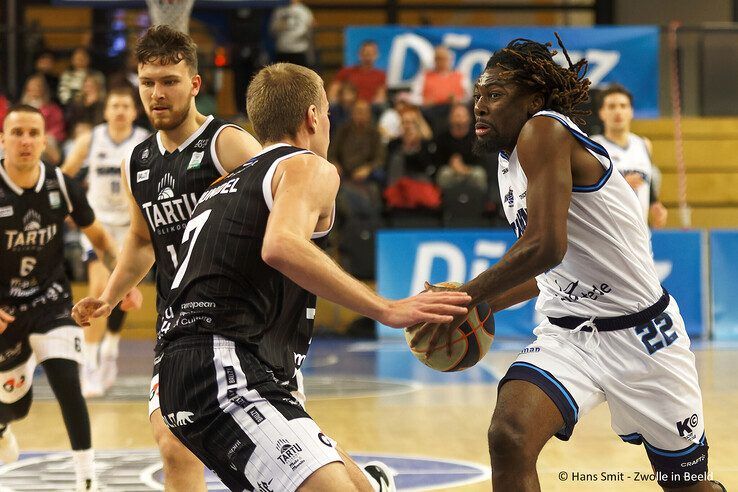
[0,205,13,218]
[137,170,150,182]
[187,151,205,170]
[141,147,150,161]
[48,191,61,209]
[141,193,199,234]
[162,411,195,428]
[194,138,208,149]
[276,438,305,470]
[157,174,176,200]
[5,210,58,251]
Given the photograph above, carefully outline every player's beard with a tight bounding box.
[472,134,501,156]
[149,98,192,131]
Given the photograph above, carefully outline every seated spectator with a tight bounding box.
[65,73,106,129]
[411,45,469,107]
[21,73,66,143]
[58,47,105,105]
[329,40,387,105]
[328,82,358,138]
[386,109,437,184]
[433,103,488,191]
[35,50,60,103]
[378,91,414,144]
[329,99,385,182]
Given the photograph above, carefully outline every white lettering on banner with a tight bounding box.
[385,33,621,89]
[655,261,673,282]
[470,240,507,278]
[410,242,466,295]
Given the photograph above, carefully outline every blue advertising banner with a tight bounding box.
[376,229,705,339]
[345,26,659,117]
[710,231,738,340]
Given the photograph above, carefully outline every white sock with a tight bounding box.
[361,467,381,492]
[100,333,121,360]
[72,448,95,482]
[83,343,100,370]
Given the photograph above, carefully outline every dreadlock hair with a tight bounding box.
[485,33,591,124]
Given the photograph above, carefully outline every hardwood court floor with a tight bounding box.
[5,339,737,491]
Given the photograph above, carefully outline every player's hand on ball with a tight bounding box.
[0,308,15,334]
[72,297,112,327]
[380,290,470,328]
[408,312,468,358]
[120,287,143,311]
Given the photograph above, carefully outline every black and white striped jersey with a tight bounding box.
[158,144,333,387]
[0,160,94,315]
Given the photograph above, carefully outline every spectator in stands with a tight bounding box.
[58,47,104,106]
[328,82,358,138]
[591,84,668,228]
[34,50,60,103]
[435,104,487,191]
[21,73,66,144]
[65,73,106,130]
[378,91,414,144]
[329,99,385,182]
[269,0,315,67]
[329,41,387,105]
[386,109,438,184]
[411,45,469,107]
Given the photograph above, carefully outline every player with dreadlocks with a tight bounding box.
[410,36,724,491]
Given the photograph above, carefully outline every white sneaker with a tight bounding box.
[75,478,98,492]
[0,425,19,463]
[99,356,118,392]
[363,461,397,492]
[81,366,104,398]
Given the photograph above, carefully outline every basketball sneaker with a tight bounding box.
[100,355,118,392]
[363,461,397,492]
[0,424,19,463]
[81,366,104,398]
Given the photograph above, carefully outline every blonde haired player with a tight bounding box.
[62,86,149,397]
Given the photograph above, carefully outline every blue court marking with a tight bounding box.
[0,450,489,491]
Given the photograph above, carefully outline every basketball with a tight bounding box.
[404,282,495,372]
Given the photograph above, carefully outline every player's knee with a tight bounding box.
[488,418,536,466]
[156,430,197,468]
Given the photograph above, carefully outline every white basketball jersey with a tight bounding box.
[591,133,652,222]
[498,110,662,319]
[86,124,149,225]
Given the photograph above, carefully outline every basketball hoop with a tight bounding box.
[145,0,196,34]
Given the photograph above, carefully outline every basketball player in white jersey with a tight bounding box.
[411,37,723,491]
[62,86,149,397]
[71,26,262,491]
[592,84,667,227]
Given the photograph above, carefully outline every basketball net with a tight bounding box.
[145,0,196,34]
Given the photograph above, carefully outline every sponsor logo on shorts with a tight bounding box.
[149,382,159,401]
[681,453,706,468]
[224,366,237,386]
[247,407,265,425]
[3,375,26,393]
[520,347,540,354]
[257,478,274,492]
[0,342,23,364]
[163,411,194,428]
[227,388,237,399]
[318,432,333,447]
[276,438,305,470]
[231,396,250,408]
[676,414,699,440]
[226,439,243,470]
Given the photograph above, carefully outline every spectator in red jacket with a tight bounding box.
[329,41,387,105]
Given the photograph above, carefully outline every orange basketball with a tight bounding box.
[404,282,495,372]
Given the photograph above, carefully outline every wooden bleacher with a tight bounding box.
[631,118,738,228]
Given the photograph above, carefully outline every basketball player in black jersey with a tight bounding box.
[71,26,262,491]
[0,105,124,491]
[153,63,471,492]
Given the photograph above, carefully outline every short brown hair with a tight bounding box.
[4,104,45,128]
[106,85,136,103]
[246,63,324,143]
[597,83,633,110]
[136,25,198,74]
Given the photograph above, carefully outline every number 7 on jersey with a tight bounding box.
[170,210,212,290]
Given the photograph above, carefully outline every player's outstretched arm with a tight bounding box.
[60,131,92,177]
[261,154,470,328]
[72,162,154,327]
[213,126,262,173]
